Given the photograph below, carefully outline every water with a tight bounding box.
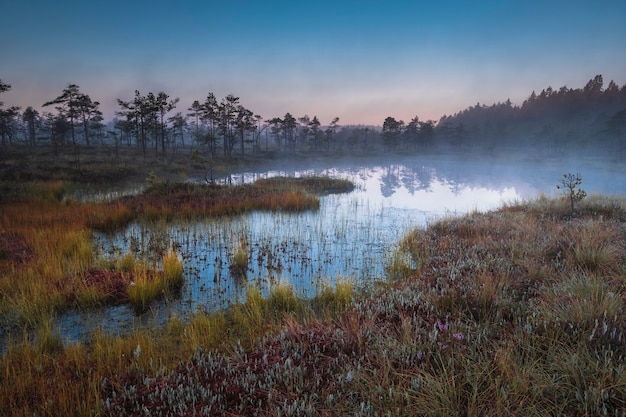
[49,154,626,344]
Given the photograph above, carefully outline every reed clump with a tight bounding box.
[127,250,184,313]
[228,235,249,279]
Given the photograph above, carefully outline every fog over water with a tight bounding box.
[46,154,626,345]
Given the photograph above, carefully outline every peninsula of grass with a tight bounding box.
[0,176,353,328]
[108,175,353,225]
[2,195,625,416]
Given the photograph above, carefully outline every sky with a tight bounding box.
[2,0,626,126]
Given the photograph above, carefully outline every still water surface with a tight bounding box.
[55,155,625,343]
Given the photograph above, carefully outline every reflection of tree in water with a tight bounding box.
[402,165,435,194]
[448,179,464,195]
[380,164,436,197]
[380,165,401,197]
[438,162,466,194]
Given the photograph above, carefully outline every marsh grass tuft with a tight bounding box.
[228,235,249,280]
[86,203,135,232]
[267,281,303,316]
[35,319,64,355]
[127,251,184,313]
[229,285,269,342]
[168,311,228,352]
[536,272,623,333]
[314,280,354,315]
[162,249,184,285]
[118,252,136,272]
[27,180,69,204]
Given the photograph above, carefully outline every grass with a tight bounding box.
[0,281,355,416]
[2,178,626,415]
[228,234,249,279]
[126,251,184,313]
[253,176,355,195]
[0,171,357,415]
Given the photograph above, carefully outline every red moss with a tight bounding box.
[82,268,131,304]
[0,233,34,271]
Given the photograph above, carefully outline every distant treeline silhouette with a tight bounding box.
[430,75,626,156]
[0,75,624,158]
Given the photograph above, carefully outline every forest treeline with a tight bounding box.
[0,74,625,159]
[434,74,626,157]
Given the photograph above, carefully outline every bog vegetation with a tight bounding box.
[1,174,625,415]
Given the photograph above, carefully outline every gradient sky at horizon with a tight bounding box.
[2,0,626,126]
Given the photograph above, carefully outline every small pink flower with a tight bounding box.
[453,333,464,340]
[436,319,448,331]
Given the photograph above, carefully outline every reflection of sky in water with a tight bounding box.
[229,163,530,218]
[50,157,625,345]
[356,169,521,213]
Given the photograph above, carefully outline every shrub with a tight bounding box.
[557,172,587,214]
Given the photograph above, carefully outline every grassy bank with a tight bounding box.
[0,281,356,417]
[1,195,624,415]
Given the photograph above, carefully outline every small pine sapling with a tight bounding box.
[556,172,587,214]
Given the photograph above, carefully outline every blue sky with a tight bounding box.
[2,0,625,125]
